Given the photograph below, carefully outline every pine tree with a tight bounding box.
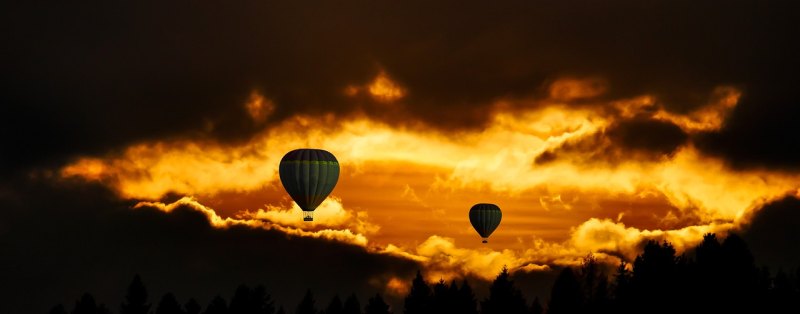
[530,297,543,314]
[364,294,390,314]
[72,293,98,314]
[185,298,202,314]
[229,284,275,314]
[156,293,184,314]
[295,290,317,314]
[252,285,276,314]
[612,261,631,313]
[430,279,448,313]
[403,271,430,314]
[455,281,478,314]
[121,274,151,314]
[229,285,252,314]
[481,266,528,314]
[97,304,113,314]
[631,240,678,313]
[203,295,228,314]
[324,295,343,314]
[547,268,582,314]
[342,294,361,314]
[50,304,68,314]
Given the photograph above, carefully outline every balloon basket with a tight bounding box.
[303,211,314,221]
[482,239,488,243]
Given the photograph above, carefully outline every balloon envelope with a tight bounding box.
[469,203,502,243]
[279,149,340,221]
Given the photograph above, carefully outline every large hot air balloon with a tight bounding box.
[279,148,340,221]
[469,203,502,243]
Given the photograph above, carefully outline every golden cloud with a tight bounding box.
[345,71,406,103]
[245,91,276,123]
[135,197,370,247]
[59,77,800,282]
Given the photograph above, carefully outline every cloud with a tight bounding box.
[129,192,733,285]
[4,0,800,177]
[740,196,800,270]
[134,197,372,247]
[59,88,800,252]
[0,181,419,314]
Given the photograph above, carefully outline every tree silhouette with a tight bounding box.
[185,298,202,314]
[295,290,318,314]
[97,304,113,314]
[455,281,478,314]
[229,285,275,314]
[203,295,228,314]
[631,240,677,314]
[364,294,390,314]
[72,293,98,314]
[547,268,582,314]
[324,294,343,314]
[342,294,361,314]
[429,279,450,313]
[611,261,631,313]
[691,233,724,311]
[769,269,798,313]
[719,233,758,312]
[51,304,68,314]
[403,271,430,314]
[530,297,543,314]
[156,293,184,314]
[121,275,151,314]
[481,266,528,314]
[578,254,610,313]
[44,233,799,314]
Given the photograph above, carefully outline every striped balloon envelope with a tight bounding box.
[279,149,340,221]
[469,203,502,243]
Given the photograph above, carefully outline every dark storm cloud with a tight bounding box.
[741,196,800,271]
[0,180,419,313]
[535,118,689,165]
[2,0,799,174]
[608,119,689,156]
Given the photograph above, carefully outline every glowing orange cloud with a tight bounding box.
[136,197,370,247]
[549,77,607,101]
[245,91,276,123]
[59,77,800,284]
[345,71,406,102]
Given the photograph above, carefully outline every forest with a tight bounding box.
[50,233,800,314]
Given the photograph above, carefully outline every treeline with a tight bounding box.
[51,233,800,314]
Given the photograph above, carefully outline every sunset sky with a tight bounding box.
[3,1,800,313]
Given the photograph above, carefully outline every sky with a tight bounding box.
[2,1,800,313]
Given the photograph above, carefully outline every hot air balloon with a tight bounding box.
[469,203,502,243]
[279,148,340,221]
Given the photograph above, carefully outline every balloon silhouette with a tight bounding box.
[469,203,502,243]
[279,149,340,221]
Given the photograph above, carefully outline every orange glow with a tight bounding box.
[368,72,405,102]
[384,277,411,297]
[60,79,800,279]
[136,197,370,247]
[61,159,107,181]
[245,91,275,123]
[549,78,607,101]
[343,71,405,103]
[653,87,741,132]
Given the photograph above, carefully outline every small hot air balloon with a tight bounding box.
[469,203,502,243]
[279,148,340,221]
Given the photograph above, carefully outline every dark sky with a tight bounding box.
[2,1,800,313]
